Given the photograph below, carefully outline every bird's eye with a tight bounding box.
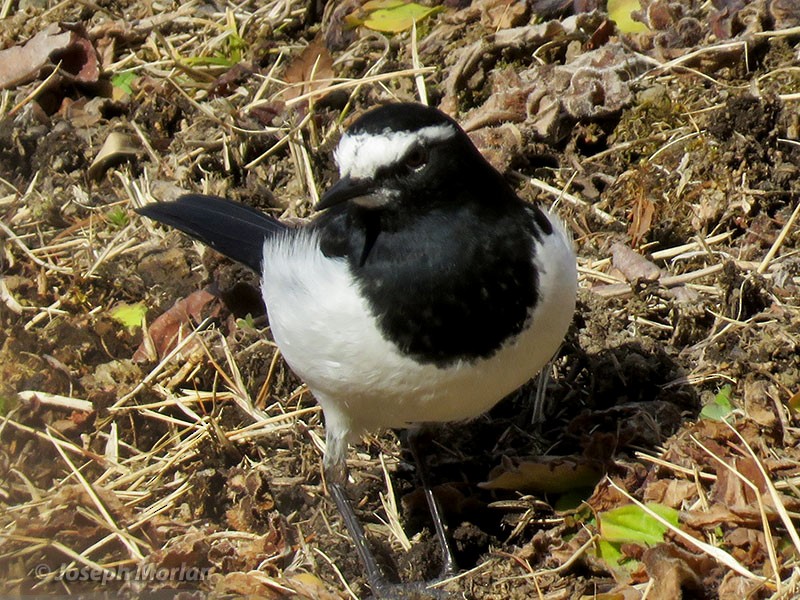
[404,147,428,170]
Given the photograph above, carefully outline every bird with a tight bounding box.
[136,102,577,597]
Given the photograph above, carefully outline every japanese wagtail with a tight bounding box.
[137,102,577,596]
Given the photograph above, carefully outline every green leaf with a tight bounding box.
[607,0,649,34]
[595,538,628,570]
[700,384,734,421]
[109,302,147,333]
[111,71,136,95]
[599,502,679,546]
[354,1,442,33]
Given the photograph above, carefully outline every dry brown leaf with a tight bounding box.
[479,0,529,29]
[642,479,697,508]
[0,22,99,90]
[742,379,780,430]
[132,287,223,363]
[480,455,603,493]
[681,504,764,530]
[87,131,142,179]
[286,573,343,600]
[642,544,713,600]
[611,243,661,282]
[724,527,767,568]
[281,39,334,103]
[628,193,656,247]
[455,37,645,144]
[711,456,766,510]
[717,570,766,599]
[466,122,523,173]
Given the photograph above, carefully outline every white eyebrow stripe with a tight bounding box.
[334,123,457,179]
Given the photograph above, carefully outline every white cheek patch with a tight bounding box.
[334,123,457,179]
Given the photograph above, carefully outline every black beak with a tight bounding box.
[316,176,375,211]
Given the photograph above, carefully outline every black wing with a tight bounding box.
[136,194,287,272]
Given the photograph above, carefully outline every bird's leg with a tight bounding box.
[405,428,458,578]
[324,434,455,599]
[325,474,387,590]
[323,441,390,594]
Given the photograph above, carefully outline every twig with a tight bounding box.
[529,177,617,225]
[17,391,93,413]
[45,429,147,559]
[0,219,72,274]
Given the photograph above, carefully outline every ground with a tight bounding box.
[1,1,800,599]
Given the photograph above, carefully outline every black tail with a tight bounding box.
[136,194,287,272]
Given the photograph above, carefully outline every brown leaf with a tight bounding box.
[642,544,714,600]
[479,0,529,29]
[681,504,763,530]
[711,456,765,510]
[743,379,779,430]
[481,455,603,493]
[642,479,696,508]
[0,22,99,90]
[133,287,223,363]
[628,193,655,247]
[466,122,523,173]
[724,527,767,568]
[717,570,765,599]
[611,242,661,282]
[87,132,142,179]
[281,39,334,103]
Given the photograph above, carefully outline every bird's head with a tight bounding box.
[317,103,497,213]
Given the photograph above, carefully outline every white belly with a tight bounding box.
[260,215,576,448]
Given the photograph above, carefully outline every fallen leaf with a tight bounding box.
[608,0,649,34]
[480,455,603,493]
[743,379,779,429]
[0,22,99,90]
[480,0,528,29]
[598,502,679,546]
[133,287,223,363]
[348,1,443,33]
[109,301,147,333]
[88,132,142,179]
[451,33,645,144]
[611,243,661,282]
[642,479,697,508]
[641,544,711,600]
[281,39,334,102]
[699,384,734,421]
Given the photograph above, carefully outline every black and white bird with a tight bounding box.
[137,102,577,595]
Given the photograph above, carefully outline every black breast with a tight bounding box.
[317,203,545,367]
